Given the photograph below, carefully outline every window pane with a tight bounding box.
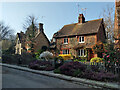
[67,50,69,54]
[79,37,81,42]
[63,49,69,54]
[84,49,85,56]
[64,38,68,43]
[81,49,83,56]
[82,37,84,42]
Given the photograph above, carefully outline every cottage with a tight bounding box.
[15,23,50,55]
[50,14,106,60]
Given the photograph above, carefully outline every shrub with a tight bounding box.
[59,61,87,76]
[73,69,82,77]
[90,65,100,72]
[28,60,54,71]
[54,68,61,74]
[21,52,36,65]
[81,69,118,82]
[58,54,73,60]
[90,57,102,63]
[2,54,21,64]
[73,59,86,63]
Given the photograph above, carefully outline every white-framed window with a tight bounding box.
[79,36,84,43]
[62,49,69,54]
[64,38,68,44]
[78,49,86,57]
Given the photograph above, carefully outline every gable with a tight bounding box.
[97,21,106,43]
[35,32,50,44]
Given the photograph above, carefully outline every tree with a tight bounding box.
[0,21,15,55]
[23,15,38,53]
[100,5,115,42]
[0,21,13,41]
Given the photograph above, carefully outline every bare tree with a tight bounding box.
[100,5,115,42]
[23,15,38,30]
[23,15,38,53]
[0,22,13,41]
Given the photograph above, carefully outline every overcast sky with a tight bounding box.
[1,2,114,40]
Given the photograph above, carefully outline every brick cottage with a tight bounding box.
[50,14,106,60]
[15,23,50,55]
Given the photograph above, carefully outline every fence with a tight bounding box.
[81,62,120,74]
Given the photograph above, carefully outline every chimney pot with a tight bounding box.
[78,14,85,23]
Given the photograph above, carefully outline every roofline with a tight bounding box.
[53,18,103,39]
[54,33,97,38]
[34,31,50,44]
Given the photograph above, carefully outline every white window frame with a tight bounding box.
[62,49,69,54]
[64,38,68,44]
[79,36,84,43]
[78,49,86,57]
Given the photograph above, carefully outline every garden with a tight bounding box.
[2,42,120,83]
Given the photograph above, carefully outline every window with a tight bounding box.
[78,49,86,57]
[79,36,84,43]
[62,49,69,54]
[64,38,68,44]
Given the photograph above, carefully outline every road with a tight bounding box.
[2,66,90,88]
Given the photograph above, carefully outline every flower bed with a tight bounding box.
[54,61,118,82]
[28,60,54,71]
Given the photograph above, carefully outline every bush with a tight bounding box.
[54,61,118,82]
[2,54,21,64]
[90,65,100,72]
[28,60,54,71]
[54,68,61,74]
[59,61,87,76]
[90,57,102,63]
[73,69,82,77]
[2,52,36,65]
[73,59,86,62]
[21,52,36,65]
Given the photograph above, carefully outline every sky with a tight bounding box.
[0,1,115,40]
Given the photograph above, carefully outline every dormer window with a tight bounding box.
[79,36,84,43]
[64,38,68,44]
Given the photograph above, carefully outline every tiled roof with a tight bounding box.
[54,18,103,38]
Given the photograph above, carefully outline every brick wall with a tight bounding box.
[97,23,106,43]
[56,34,97,57]
[34,32,50,52]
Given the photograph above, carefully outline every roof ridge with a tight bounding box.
[87,18,103,22]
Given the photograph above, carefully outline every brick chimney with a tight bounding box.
[78,14,85,23]
[39,23,44,32]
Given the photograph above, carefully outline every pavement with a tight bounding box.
[0,63,119,89]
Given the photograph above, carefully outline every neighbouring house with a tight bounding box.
[114,0,120,49]
[15,23,50,55]
[50,14,106,60]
